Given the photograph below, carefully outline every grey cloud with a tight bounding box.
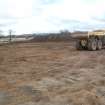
[39,0,60,5]
[46,16,89,30]
[46,16,105,31]
[0,22,16,27]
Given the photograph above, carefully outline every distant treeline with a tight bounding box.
[31,31,88,42]
[32,32,72,42]
[0,31,88,42]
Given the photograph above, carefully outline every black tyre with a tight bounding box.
[97,40,102,50]
[88,38,97,51]
[76,40,83,50]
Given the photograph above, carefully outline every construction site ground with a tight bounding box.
[0,42,105,105]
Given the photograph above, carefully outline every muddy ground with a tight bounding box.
[0,42,105,105]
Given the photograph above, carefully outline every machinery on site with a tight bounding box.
[75,30,105,51]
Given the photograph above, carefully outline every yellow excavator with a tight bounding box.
[75,30,105,51]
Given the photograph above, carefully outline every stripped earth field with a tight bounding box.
[0,42,105,105]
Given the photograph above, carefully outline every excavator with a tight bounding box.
[75,30,105,51]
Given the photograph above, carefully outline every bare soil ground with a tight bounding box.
[0,42,105,105]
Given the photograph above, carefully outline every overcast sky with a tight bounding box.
[0,0,105,35]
